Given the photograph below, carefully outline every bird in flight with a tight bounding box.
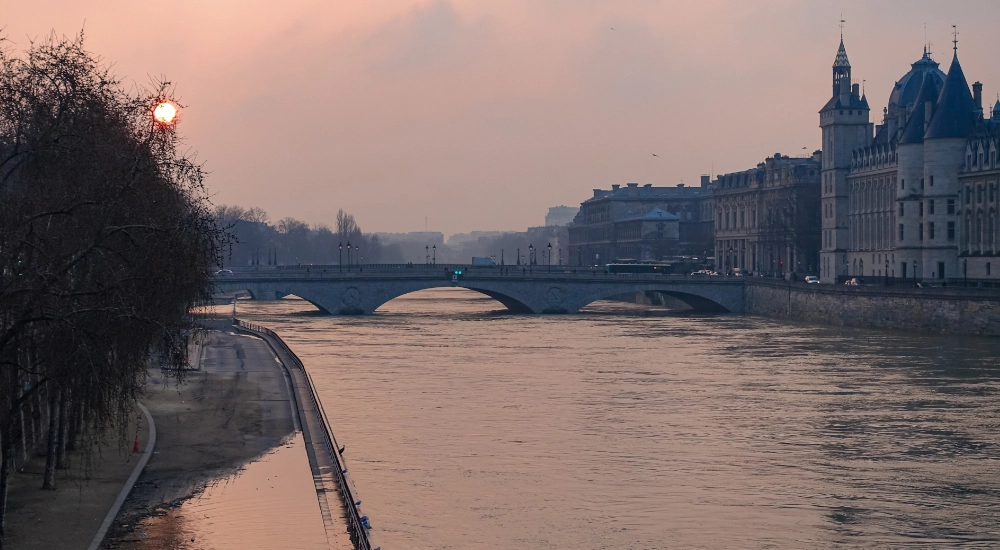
[652,153,659,157]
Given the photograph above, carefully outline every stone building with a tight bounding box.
[959,118,1000,279]
[711,152,822,276]
[544,205,580,227]
[819,35,999,282]
[567,181,712,265]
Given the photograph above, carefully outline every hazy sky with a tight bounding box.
[6,1,999,235]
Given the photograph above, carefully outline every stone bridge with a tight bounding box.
[213,265,746,315]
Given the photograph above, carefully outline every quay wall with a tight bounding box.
[745,279,1000,336]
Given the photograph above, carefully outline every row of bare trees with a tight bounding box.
[214,205,396,266]
[0,33,221,544]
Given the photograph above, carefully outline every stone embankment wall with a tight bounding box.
[745,279,1000,336]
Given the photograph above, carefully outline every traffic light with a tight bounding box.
[448,269,463,281]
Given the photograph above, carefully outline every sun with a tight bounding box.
[153,102,177,124]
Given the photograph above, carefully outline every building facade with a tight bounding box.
[820,36,999,283]
[712,152,822,276]
[568,181,712,266]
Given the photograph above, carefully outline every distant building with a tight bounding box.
[819,35,1000,282]
[568,182,712,265]
[446,231,506,246]
[375,231,444,246]
[710,152,822,276]
[544,205,580,227]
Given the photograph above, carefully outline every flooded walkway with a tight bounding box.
[105,328,350,549]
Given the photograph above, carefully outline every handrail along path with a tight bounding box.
[235,318,374,550]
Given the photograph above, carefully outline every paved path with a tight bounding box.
[3,408,149,550]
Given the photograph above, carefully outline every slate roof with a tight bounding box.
[888,49,945,112]
[899,71,942,145]
[925,52,978,140]
[641,208,679,221]
[834,40,850,67]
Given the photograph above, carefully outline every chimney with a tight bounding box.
[700,175,710,187]
[626,183,638,188]
[852,83,860,99]
[677,183,685,188]
[593,189,602,197]
[611,184,620,191]
[973,81,983,112]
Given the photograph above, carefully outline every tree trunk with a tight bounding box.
[0,429,10,543]
[66,399,81,452]
[56,392,68,469]
[41,388,60,490]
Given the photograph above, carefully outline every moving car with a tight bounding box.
[804,276,819,284]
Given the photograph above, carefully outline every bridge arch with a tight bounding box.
[565,283,738,314]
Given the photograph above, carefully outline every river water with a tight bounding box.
[240,288,1000,549]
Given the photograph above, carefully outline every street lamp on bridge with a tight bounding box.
[426,245,430,265]
[529,244,534,274]
[433,244,436,265]
[347,242,352,269]
[338,243,342,272]
[547,243,552,272]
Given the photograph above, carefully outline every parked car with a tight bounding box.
[804,276,819,284]
[215,269,234,277]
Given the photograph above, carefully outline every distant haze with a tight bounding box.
[6,1,999,235]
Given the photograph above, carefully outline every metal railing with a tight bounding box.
[234,319,373,550]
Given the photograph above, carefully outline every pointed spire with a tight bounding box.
[924,49,977,139]
[834,39,851,68]
[899,72,942,144]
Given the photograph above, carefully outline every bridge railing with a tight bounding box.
[219,265,747,282]
[234,319,373,550]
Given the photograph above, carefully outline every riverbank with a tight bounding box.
[745,278,1000,336]
[101,325,337,548]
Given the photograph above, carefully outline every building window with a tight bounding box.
[967,188,973,205]
[919,202,924,217]
[901,178,905,190]
[978,185,984,203]
[988,262,992,276]
[948,221,956,240]
[921,178,925,189]
[948,199,956,214]
[899,224,905,241]
[930,175,934,187]
[928,200,935,215]
[899,202,904,217]
[929,222,935,240]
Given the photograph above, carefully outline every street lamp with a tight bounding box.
[347,242,352,269]
[426,245,430,265]
[517,247,520,266]
[547,243,552,272]
[433,244,436,265]
[728,247,734,275]
[338,243,343,272]
[885,259,890,286]
[501,248,504,266]
[529,244,534,274]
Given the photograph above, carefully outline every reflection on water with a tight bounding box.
[127,433,328,549]
[242,288,1000,549]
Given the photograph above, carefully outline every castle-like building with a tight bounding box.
[820,36,1000,283]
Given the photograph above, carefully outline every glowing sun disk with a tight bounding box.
[153,102,177,124]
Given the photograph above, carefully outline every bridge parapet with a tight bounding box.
[214,266,746,315]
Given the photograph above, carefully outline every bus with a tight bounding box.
[605,263,667,274]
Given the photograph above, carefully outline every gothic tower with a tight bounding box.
[819,37,872,282]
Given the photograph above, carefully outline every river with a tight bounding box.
[240,287,1000,549]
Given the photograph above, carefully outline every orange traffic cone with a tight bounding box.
[133,434,140,453]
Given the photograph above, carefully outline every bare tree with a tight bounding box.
[0,32,221,540]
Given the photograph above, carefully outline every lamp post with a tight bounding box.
[885,259,890,286]
[529,244,534,274]
[347,242,352,269]
[338,243,342,272]
[547,243,552,272]
[516,247,520,266]
[501,248,504,266]
[728,246,734,276]
[426,245,430,265]
[433,244,436,265]
[356,247,360,268]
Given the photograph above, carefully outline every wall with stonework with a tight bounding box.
[745,278,1000,335]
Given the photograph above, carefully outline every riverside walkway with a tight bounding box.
[235,320,371,550]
